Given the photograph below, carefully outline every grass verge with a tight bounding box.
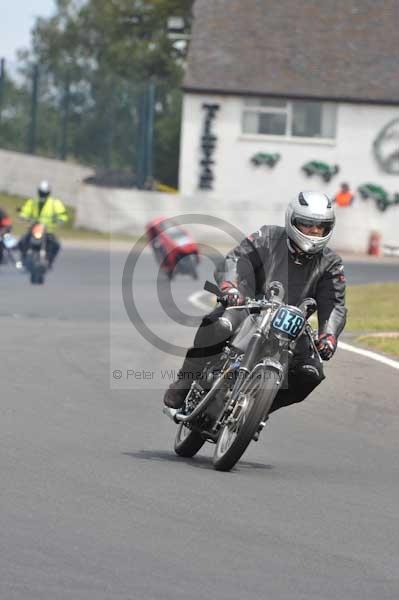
[346,283,399,332]
[355,335,399,357]
[346,283,399,357]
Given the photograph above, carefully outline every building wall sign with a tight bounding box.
[358,183,399,212]
[251,152,281,168]
[198,103,219,190]
[373,118,399,174]
[302,160,340,182]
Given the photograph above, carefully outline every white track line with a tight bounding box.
[188,291,399,371]
[188,290,213,312]
[338,341,399,370]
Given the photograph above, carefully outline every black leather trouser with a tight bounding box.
[178,306,325,414]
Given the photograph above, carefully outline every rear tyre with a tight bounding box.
[190,255,198,280]
[213,368,279,471]
[174,423,205,457]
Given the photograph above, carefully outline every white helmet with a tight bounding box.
[285,191,335,255]
[38,180,51,198]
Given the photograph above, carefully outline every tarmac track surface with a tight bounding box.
[1,248,398,600]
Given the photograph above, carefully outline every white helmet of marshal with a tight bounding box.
[285,191,335,255]
[38,180,51,198]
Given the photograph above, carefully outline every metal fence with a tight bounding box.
[0,59,174,188]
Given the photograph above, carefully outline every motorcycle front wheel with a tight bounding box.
[30,262,46,285]
[213,368,279,471]
[174,422,205,457]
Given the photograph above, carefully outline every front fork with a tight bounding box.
[223,339,286,439]
[230,307,273,401]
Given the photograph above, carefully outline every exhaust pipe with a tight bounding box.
[162,406,180,423]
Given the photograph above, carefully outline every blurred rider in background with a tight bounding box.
[18,181,69,268]
[0,207,12,234]
[0,207,13,264]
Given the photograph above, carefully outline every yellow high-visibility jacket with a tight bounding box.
[20,196,69,233]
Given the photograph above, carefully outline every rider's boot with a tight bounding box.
[269,364,322,413]
[163,357,204,409]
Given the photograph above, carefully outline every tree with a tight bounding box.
[0,71,32,153]
[17,0,194,185]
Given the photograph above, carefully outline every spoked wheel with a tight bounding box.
[174,422,205,457]
[213,368,279,471]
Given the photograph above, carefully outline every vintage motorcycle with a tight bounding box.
[24,222,49,284]
[164,280,319,471]
[146,217,200,280]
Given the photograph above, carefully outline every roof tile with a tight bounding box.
[184,0,399,103]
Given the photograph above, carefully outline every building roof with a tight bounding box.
[184,0,399,104]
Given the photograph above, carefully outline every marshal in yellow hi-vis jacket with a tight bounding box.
[19,181,69,233]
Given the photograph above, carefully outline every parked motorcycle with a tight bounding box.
[164,280,319,471]
[24,223,49,284]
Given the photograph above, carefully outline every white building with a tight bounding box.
[179,0,399,252]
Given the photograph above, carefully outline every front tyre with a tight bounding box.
[174,423,205,457]
[30,269,39,284]
[213,368,279,471]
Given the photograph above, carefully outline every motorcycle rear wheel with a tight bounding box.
[190,256,198,280]
[213,368,279,471]
[174,422,205,457]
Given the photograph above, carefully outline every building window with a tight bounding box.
[242,98,336,139]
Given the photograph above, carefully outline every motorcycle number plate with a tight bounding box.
[271,306,305,340]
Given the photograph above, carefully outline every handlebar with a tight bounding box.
[203,279,284,308]
[203,280,221,297]
[203,279,318,318]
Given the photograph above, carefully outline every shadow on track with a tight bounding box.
[122,450,274,472]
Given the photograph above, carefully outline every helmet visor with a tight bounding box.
[293,216,334,236]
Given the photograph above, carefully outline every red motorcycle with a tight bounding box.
[146,217,200,280]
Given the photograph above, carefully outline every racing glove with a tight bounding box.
[219,281,245,307]
[316,333,337,360]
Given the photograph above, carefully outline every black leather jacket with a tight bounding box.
[214,225,347,338]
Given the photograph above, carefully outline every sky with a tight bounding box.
[0,0,56,65]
